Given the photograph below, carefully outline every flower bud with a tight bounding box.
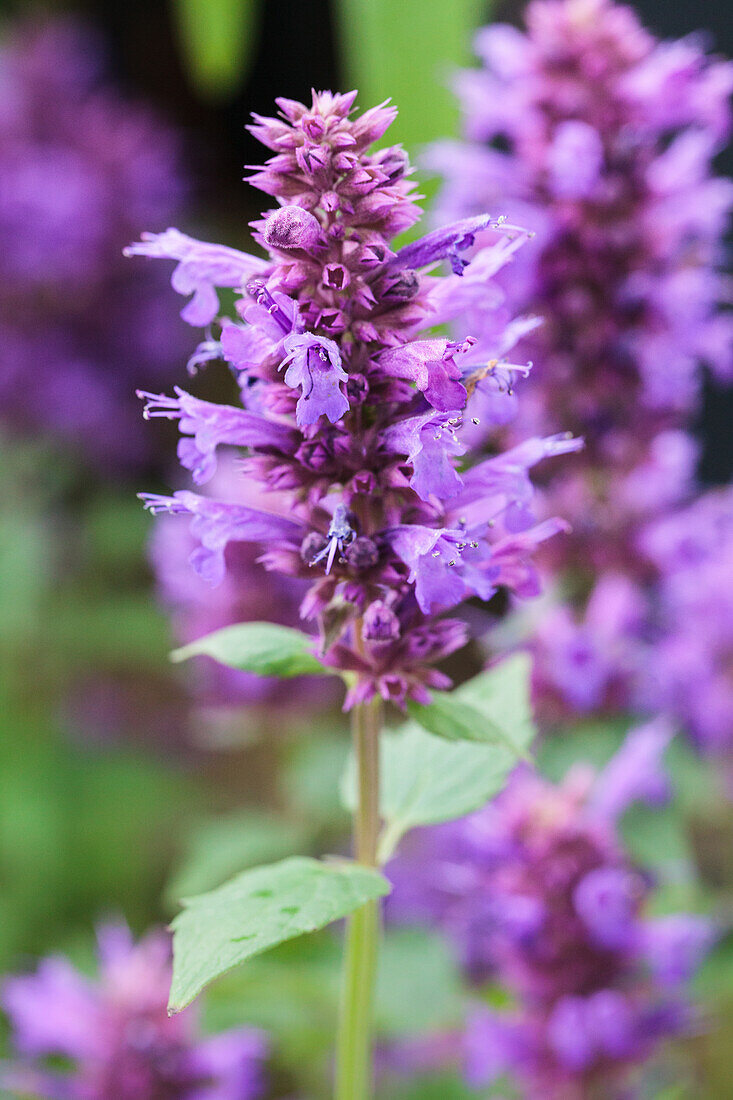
[263,205,322,251]
[300,530,328,564]
[346,536,379,571]
[363,600,400,643]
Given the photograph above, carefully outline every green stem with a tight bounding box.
[335,694,382,1100]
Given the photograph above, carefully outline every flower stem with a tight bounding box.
[335,694,382,1100]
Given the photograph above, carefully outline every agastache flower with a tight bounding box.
[428,0,732,728]
[279,333,349,426]
[388,723,714,1098]
[1,923,267,1099]
[130,88,575,709]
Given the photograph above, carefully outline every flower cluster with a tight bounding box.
[389,722,713,1097]
[426,0,732,721]
[0,17,189,472]
[129,90,580,708]
[1,923,267,1099]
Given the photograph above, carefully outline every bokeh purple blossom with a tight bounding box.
[0,17,190,474]
[427,0,733,749]
[1,923,267,1099]
[389,722,714,1098]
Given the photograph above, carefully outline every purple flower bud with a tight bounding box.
[322,263,351,290]
[363,600,400,642]
[346,373,369,403]
[263,205,322,251]
[382,269,421,301]
[300,530,328,564]
[345,536,379,571]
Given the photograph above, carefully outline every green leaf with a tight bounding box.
[343,719,533,862]
[407,654,535,758]
[170,622,330,678]
[166,811,312,906]
[334,0,489,218]
[173,0,259,100]
[169,856,390,1012]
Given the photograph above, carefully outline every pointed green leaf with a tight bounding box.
[170,622,331,678]
[406,693,503,745]
[166,811,312,905]
[342,717,533,863]
[169,856,389,1012]
[406,654,535,757]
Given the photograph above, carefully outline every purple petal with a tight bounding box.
[125,228,268,325]
[641,915,715,985]
[140,491,302,584]
[592,718,674,821]
[280,332,349,426]
[138,387,298,484]
[573,867,639,950]
[389,214,495,274]
[2,960,101,1061]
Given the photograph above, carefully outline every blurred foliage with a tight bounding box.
[0,437,198,967]
[336,0,490,217]
[336,0,488,150]
[172,0,261,99]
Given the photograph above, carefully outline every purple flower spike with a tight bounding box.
[136,88,572,709]
[429,0,733,744]
[390,214,496,275]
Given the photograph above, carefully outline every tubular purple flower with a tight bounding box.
[140,491,302,585]
[279,333,349,425]
[388,214,497,275]
[379,339,468,411]
[138,387,299,484]
[124,228,269,325]
[381,412,466,501]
